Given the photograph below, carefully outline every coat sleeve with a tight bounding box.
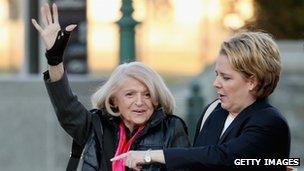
[44,71,92,145]
[164,108,290,170]
[167,116,191,148]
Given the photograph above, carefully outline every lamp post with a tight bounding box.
[116,0,139,64]
[187,81,204,143]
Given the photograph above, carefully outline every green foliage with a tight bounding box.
[244,0,304,39]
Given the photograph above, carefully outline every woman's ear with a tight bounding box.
[248,75,258,91]
[112,106,119,113]
[110,97,119,113]
[111,97,117,107]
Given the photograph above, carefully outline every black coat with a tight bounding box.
[163,99,290,171]
[44,71,190,171]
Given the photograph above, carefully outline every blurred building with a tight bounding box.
[0,0,254,75]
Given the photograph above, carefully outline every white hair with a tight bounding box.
[91,62,175,116]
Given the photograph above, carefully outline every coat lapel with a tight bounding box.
[218,111,246,144]
[194,109,228,146]
[218,99,270,144]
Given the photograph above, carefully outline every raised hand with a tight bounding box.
[31,3,76,66]
[32,3,60,49]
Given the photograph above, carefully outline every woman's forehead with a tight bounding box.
[118,77,149,91]
[215,55,232,69]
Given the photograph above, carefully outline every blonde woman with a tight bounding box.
[32,3,189,171]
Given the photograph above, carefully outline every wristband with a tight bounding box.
[45,29,71,66]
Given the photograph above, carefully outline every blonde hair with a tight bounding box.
[91,62,175,116]
[219,31,282,99]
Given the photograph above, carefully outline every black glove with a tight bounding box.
[45,29,71,66]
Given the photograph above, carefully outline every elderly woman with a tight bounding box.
[32,3,190,171]
[112,31,291,171]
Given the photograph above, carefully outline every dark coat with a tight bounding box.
[43,71,190,171]
[164,99,291,171]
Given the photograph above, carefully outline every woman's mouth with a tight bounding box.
[218,93,226,100]
[132,109,146,114]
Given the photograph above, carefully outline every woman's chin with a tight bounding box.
[220,102,229,111]
[130,119,148,126]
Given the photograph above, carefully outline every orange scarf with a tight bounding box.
[112,122,145,171]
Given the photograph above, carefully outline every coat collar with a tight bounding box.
[147,107,167,127]
[218,98,270,144]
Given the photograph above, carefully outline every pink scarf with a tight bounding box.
[112,122,145,171]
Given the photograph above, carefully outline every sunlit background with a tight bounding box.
[0,0,24,73]
[0,1,303,170]
[0,0,254,75]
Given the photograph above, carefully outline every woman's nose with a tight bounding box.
[213,77,221,89]
[135,95,143,106]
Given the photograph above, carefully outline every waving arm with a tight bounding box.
[31,3,76,82]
